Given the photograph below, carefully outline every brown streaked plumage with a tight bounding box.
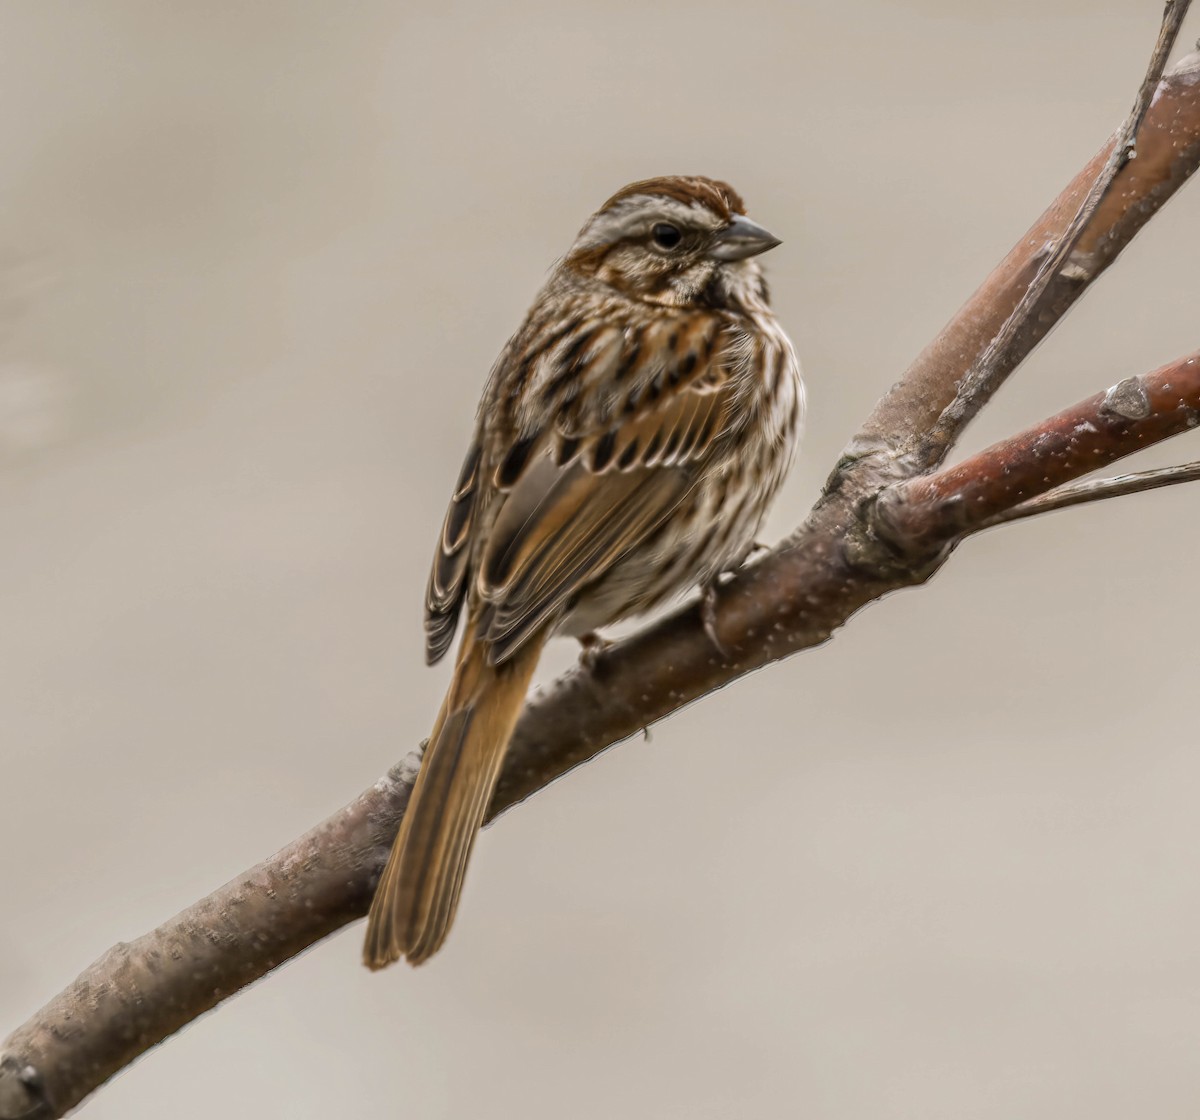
[364,175,804,968]
[600,175,745,222]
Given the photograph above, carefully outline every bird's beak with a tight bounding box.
[709,214,782,261]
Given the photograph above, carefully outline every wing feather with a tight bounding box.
[424,307,741,666]
[424,442,482,665]
[480,463,692,663]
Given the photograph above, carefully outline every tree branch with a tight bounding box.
[976,459,1200,529]
[853,37,1200,468]
[872,352,1200,552]
[3,11,1199,1120]
[913,0,1191,463]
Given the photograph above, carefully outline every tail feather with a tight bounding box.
[364,633,542,969]
[406,709,506,964]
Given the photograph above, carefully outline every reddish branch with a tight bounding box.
[874,352,1200,550]
[982,459,1200,528]
[2,19,1199,1120]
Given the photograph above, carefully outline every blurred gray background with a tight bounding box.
[2,3,1199,1117]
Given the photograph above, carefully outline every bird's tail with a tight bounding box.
[363,629,542,968]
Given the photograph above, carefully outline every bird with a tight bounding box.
[363,175,804,968]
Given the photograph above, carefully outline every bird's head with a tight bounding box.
[565,175,781,308]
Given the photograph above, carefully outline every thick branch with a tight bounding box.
[978,459,1200,529]
[853,40,1200,467]
[3,13,1200,1120]
[0,761,420,1120]
[873,352,1200,550]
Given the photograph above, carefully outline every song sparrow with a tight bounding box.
[364,175,804,968]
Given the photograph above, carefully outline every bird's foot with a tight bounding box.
[577,632,613,673]
[700,580,732,660]
[717,542,771,585]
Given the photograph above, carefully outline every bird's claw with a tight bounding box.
[700,581,732,660]
[577,632,612,673]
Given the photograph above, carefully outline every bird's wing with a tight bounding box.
[425,441,483,665]
[474,310,741,663]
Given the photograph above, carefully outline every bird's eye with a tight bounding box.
[651,222,682,249]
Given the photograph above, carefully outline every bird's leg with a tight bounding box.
[700,579,731,660]
[725,541,770,576]
[701,540,770,655]
[577,631,613,673]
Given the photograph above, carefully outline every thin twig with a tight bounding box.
[916,0,1191,462]
[974,460,1200,530]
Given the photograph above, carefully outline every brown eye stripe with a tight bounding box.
[564,239,620,274]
